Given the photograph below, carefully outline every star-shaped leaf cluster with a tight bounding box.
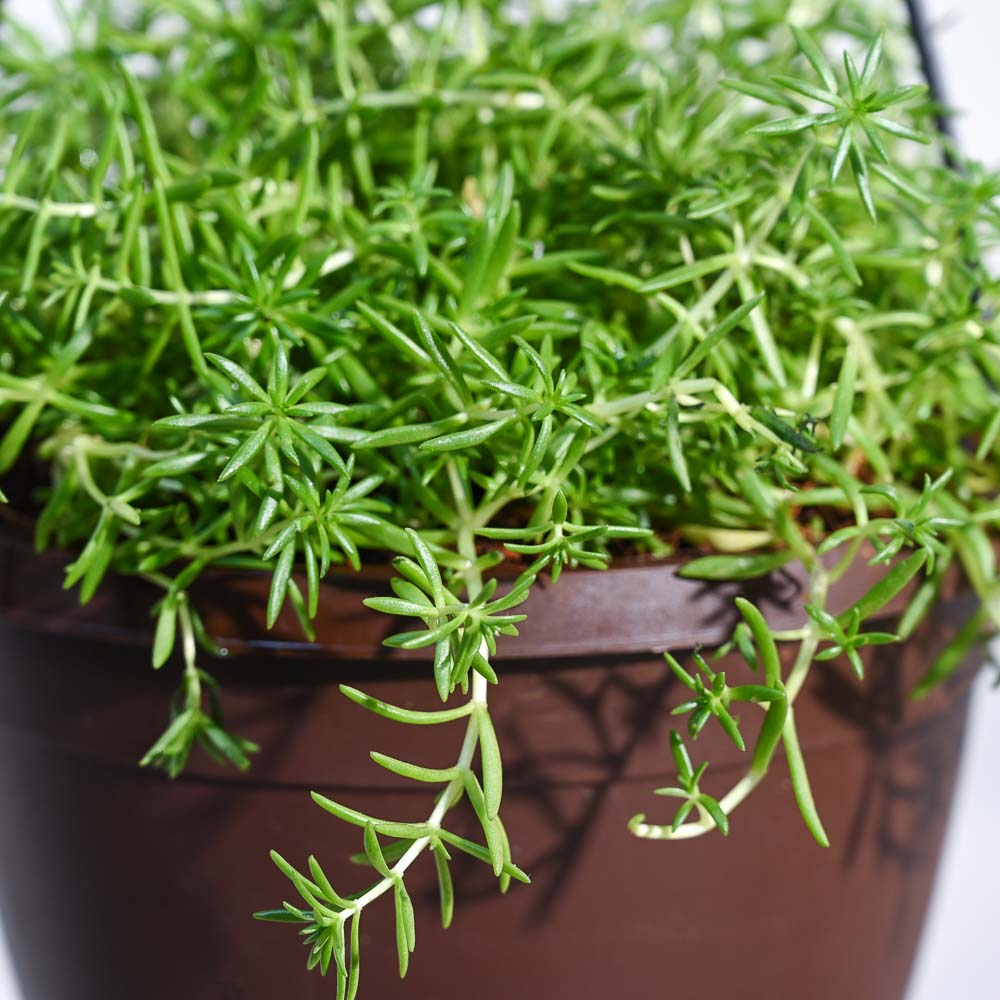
[737,27,930,220]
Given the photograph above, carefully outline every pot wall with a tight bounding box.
[0,578,979,1000]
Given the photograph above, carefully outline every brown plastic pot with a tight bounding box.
[0,530,980,1000]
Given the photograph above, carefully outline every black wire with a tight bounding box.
[903,0,958,161]
[903,3,987,311]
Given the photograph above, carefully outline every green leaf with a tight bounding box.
[433,640,451,702]
[339,685,474,725]
[782,709,830,847]
[750,407,817,453]
[447,321,509,379]
[143,452,210,477]
[154,413,249,430]
[370,752,457,783]
[666,395,691,493]
[481,378,539,402]
[837,550,927,627]
[413,311,470,404]
[363,596,435,617]
[749,112,841,136]
[461,771,504,875]
[749,685,788,776]
[720,77,807,111]
[267,540,296,628]
[108,496,141,526]
[200,720,257,771]
[0,401,47,473]
[270,850,332,914]
[346,909,361,1000]
[431,842,454,929]
[639,254,733,294]
[152,596,178,668]
[405,529,446,606]
[393,880,415,978]
[307,856,353,909]
[804,203,861,286]
[287,420,348,474]
[770,74,843,107]
[735,598,781,688]
[355,417,466,449]
[219,421,272,481]
[419,417,515,454]
[363,823,392,878]
[829,346,859,449]
[830,126,853,184]
[476,706,503,819]
[312,793,418,838]
[843,52,861,100]
[383,615,464,650]
[206,353,269,403]
[698,794,730,836]
[673,293,764,381]
[140,709,198,776]
[679,550,793,580]
[353,836,416,867]
[253,909,310,924]
[870,115,930,144]
[790,25,838,93]
[440,824,529,881]
[850,145,877,222]
[860,30,884,88]
[268,337,289,404]
[870,161,930,203]
[875,83,928,108]
[567,260,643,291]
[669,730,693,785]
[355,302,430,364]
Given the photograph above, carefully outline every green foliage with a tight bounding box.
[740,28,930,220]
[2,0,1000,990]
[647,730,731,837]
[141,597,258,778]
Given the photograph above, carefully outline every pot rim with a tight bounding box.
[0,511,957,661]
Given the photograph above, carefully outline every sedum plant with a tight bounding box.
[2,0,1000,992]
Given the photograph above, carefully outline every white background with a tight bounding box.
[900,3,1000,996]
[1,1,1000,997]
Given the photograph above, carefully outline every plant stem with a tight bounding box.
[345,670,485,913]
[634,536,831,841]
[335,460,493,919]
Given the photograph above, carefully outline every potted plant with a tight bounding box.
[0,0,997,997]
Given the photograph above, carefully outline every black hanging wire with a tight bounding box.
[903,0,959,162]
[903,2,987,317]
